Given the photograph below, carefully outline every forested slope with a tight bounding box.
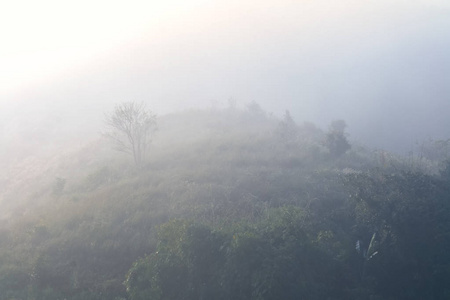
[0,107,449,299]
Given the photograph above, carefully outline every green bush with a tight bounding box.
[125,209,353,300]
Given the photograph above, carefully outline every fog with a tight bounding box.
[1,0,450,153]
[2,2,450,298]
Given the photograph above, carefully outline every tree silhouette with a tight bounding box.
[104,102,157,167]
[325,120,350,157]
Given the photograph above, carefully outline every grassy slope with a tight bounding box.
[0,108,438,299]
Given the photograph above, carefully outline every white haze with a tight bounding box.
[1,0,450,153]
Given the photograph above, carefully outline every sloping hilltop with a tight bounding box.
[0,107,449,300]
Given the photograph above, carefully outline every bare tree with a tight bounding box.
[104,102,157,167]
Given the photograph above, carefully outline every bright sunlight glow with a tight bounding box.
[1,0,448,97]
[0,0,207,95]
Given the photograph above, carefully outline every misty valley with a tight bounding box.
[0,104,449,300]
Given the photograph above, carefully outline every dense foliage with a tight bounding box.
[0,107,449,299]
[125,209,351,300]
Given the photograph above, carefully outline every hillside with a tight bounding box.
[0,107,449,300]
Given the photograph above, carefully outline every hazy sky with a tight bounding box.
[1,0,450,152]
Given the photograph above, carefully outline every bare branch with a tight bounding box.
[104,102,157,167]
